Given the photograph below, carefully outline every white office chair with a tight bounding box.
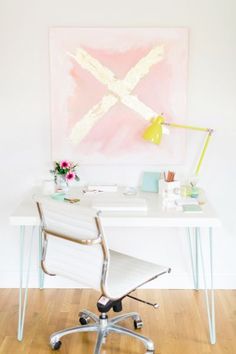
[36,197,170,354]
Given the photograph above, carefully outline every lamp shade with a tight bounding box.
[143,116,164,145]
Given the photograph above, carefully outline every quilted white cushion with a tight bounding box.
[35,196,170,299]
[106,251,169,299]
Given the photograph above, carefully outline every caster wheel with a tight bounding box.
[79,314,90,325]
[134,319,143,329]
[51,341,62,350]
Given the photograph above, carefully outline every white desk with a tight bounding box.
[10,187,221,344]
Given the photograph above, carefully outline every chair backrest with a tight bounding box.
[35,196,109,291]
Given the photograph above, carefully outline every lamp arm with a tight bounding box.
[194,129,213,176]
[163,122,210,132]
[162,121,214,176]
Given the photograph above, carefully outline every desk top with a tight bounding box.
[9,187,221,228]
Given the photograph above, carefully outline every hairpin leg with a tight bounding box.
[18,226,35,341]
[38,226,45,289]
[198,227,216,344]
[187,227,216,344]
[187,227,199,290]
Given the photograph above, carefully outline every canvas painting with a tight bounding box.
[49,28,188,164]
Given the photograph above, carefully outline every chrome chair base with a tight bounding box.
[50,309,155,353]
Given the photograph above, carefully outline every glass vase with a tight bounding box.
[55,175,69,193]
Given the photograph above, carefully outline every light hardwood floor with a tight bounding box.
[0,289,235,354]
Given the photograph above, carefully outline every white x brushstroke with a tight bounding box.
[69,45,164,144]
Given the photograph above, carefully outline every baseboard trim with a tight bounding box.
[1,271,236,289]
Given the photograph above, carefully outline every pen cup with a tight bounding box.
[163,180,180,192]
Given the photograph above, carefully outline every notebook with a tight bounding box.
[92,198,147,211]
[176,198,199,206]
[182,204,202,213]
[87,185,118,192]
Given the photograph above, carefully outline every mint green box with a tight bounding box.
[141,172,161,193]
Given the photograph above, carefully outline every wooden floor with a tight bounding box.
[0,289,235,354]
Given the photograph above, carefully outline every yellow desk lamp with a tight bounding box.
[143,116,214,176]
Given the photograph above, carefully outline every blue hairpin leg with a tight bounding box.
[198,227,216,344]
[38,226,44,289]
[18,226,35,341]
[188,227,216,344]
[187,227,199,290]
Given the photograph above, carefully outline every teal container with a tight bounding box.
[141,172,161,193]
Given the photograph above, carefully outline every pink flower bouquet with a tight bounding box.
[50,160,80,184]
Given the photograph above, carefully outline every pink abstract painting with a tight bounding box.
[49,28,188,164]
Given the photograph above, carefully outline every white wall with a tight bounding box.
[0,0,236,288]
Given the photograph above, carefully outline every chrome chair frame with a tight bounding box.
[36,201,162,353]
[50,310,155,353]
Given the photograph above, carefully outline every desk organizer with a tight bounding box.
[162,180,181,208]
